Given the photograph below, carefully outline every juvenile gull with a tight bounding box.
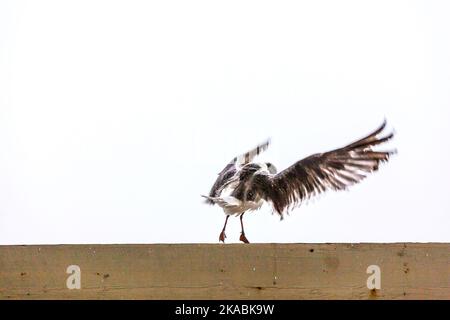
[202,120,395,243]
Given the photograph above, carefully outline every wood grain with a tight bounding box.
[0,243,448,299]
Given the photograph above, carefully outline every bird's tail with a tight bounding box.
[202,194,215,205]
[201,195,240,209]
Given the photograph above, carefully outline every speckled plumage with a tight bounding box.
[203,121,395,243]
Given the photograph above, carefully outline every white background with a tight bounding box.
[1,0,449,244]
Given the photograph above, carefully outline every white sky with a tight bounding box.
[0,0,449,244]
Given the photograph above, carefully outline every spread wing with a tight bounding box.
[254,121,395,216]
[205,139,271,204]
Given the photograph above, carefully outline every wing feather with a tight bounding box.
[205,139,271,204]
[254,122,395,216]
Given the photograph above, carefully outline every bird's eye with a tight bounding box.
[247,191,254,200]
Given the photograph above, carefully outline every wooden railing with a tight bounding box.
[0,243,448,299]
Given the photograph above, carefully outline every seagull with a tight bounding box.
[202,120,395,243]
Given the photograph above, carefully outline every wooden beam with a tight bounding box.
[0,243,448,299]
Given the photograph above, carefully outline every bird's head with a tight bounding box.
[239,163,262,181]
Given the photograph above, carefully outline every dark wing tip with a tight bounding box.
[387,148,398,156]
[373,118,388,136]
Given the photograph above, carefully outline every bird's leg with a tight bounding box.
[239,213,250,244]
[219,215,229,243]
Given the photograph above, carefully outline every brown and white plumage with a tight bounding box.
[253,120,395,217]
[204,139,271,206]
[203,121,395,243]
